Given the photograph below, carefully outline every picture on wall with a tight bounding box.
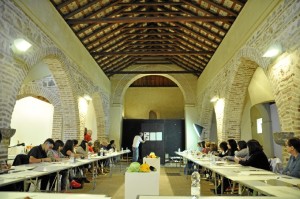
[144,132,150,141]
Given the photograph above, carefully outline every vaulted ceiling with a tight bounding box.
[50,0,247,78]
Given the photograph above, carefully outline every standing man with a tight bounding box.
[28,138,54,191]
[132,132,146,162]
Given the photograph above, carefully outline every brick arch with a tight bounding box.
[24,47,80,141]
[91,92,107,140]
[197,83,221,142]
[111,65,197,106]
[18,82,63,140]
[42,57,79,140]
[223,47,265,140]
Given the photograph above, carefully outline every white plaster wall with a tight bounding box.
[10,96,53,146]
[85,101,98,141]
[248,67,274,106]
[124,87,184,119]
[184,105,198,150]
[110,105,123,149]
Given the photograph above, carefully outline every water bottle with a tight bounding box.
[70,153,75,163]
[100,148,104,156]
[191,165,200,198]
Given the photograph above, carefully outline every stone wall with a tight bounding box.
[197,0,300,163]
[0,1,110,160]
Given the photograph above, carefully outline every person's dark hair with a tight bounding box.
[110,140,115,145]
[61,140,74,156]
[201,141,206,148]
[84,127,87,135]
[237,140,247,150]
[53,140,64,151]
[80,140,88,151]
[44,138,55,145]
[247,139,263,155]
[287,137,300,153]
[73,139,78,146]
[219,141,228,151]
[228,139,238,151]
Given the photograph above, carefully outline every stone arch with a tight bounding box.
[197,89,215,141]
[24,47,80,141]
[223,47,268,140]
[91,92,107,140]
[111,65,197,106]
[18,82,63,140]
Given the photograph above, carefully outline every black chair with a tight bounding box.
[13,154,29,166]
[0,154,30,192]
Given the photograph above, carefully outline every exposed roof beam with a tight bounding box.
[92,51,214,56]
[106,70,201,75]
[123,26,179,30]
[67,16,236,24]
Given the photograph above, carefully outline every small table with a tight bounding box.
[143,157,160,173]
[125,171,159,199]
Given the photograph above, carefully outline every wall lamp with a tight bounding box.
[12,38,32,52]
[262,43,283,58]
[84,95,92,101]
[210,96,219,103]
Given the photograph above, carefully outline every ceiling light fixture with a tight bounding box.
[262,43,282,58]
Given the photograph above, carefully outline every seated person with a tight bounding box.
[226,140,246,161]
[107,140,116,151]
[227,139,237,157]
[235,140,248,158]
[201,141,211,154]
[218,141,228,157]
[282,137,300,178]
[61,140,83,188]
[75,140,90,182]
[234,139,270,170]
[76,140,89,157]
[27,138,54,191]
[88,142,94,153]
[47,140,68,192]
[197,141,205,152]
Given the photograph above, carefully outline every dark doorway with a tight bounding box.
[122,119,185,164]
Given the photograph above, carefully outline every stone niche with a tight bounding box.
[273,132,294,146]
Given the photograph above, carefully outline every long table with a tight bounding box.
[176,151,300,198]
[0,192,111,198]
[0,150,130,192]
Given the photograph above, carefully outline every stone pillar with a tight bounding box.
[0,128,16,161]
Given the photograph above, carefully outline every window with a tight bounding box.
[257,118,262,134]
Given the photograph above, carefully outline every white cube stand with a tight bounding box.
[125,171,159,199]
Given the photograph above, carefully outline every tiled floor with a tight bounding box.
[70,163,216,198]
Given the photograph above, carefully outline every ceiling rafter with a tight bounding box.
[51,0,247,78]
[66,16,236,24]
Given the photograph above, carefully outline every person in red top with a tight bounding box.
[88,142,94,153]
[84,128,92,142]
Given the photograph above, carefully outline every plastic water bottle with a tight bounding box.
[191,165,200,198]
[100,148,104,156]
[70,153,75,163]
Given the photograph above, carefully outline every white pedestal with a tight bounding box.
[125,171,159,199]
[143,157,160,173]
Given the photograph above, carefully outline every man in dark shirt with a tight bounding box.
[27,138,54,191]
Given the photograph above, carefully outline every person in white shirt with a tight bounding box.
[132,132,146,162]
